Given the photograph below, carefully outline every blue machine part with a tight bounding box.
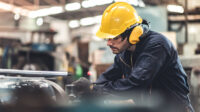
[1,46,9,68]
[31,44,55,52]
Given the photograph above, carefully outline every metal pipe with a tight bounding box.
[0,69,69,77]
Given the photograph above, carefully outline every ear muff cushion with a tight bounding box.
[129,26,143,44]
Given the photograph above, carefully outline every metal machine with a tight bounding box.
[0,29,59,71]
[0,69,68,107]
[15,29,58,71]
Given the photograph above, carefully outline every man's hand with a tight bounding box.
[72,77,92,95]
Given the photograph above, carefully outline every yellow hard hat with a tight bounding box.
[96,2,143,39]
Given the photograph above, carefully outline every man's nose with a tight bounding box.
[107,39,113,46]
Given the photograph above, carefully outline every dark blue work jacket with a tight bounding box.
[96,30,193,111]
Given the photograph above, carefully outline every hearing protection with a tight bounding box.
[121,19,150,44]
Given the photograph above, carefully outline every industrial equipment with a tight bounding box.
[0,69,68,112]
[14,29,58,71]
[0,29,59,71]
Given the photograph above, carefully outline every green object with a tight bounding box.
[75,64,83,78]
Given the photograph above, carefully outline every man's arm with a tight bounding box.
[95,56,124,85]
[97,43,167,92]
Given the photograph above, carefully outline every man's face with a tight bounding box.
[107,35,130,54]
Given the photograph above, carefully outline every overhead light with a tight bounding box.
[36,18,43,26]
[82,0,113,8]
[80,17,95,26]
[167,5,184,13]
[68,20,80,28]
[13,8,30,16]
[0,1,30,16]
[14,13,20,20]
[138,0,145,7]
[29,6,64,18]
[46,6,64,14]
[94,15,102,23]
[114,0,128,3]
[21,9,29,16]
[0,1,65,18]
[0,2,13,11]
[114,0,145,7]
[82,0,96,8]
[13,7,21,14]
[128,0,139,6]
[69,15,102,28]
[65,2,81,11]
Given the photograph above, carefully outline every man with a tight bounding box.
[94,2,194,112]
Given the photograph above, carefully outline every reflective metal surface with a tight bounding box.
[0,69,69,77]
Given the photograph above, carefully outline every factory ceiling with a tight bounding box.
[0,0,197,21]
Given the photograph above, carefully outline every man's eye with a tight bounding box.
[113,37,120,40]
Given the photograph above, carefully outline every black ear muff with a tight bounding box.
[129,25,143,44]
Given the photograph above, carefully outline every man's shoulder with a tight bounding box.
[147,30,167,42]
[144,30,173,47]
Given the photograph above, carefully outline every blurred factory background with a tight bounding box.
[0,0,199,111]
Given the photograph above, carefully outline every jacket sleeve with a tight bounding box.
[95,55,124,84]
[99,43,168,92]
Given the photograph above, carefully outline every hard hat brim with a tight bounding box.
[96,29,117,39]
